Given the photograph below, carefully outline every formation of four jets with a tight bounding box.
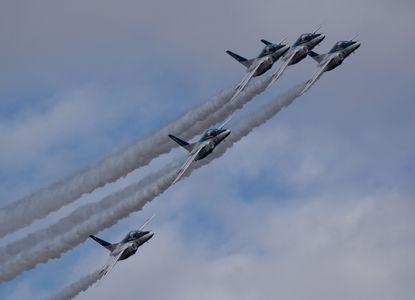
[89,29,361,281]
[169,29,360,185]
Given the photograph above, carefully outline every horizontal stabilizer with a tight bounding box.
[308,51,324,63]
[89,235,116,251]
[168,134,194,152]
[260,39,273,46]
[226,50,251,67]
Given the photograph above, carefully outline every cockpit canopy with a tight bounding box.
[258,46,273,57]
[299,33,310,40]
[121,230,141,243]
[329,41,351,53]
[293,33,312,46]
[201,129,216,139]
[258,44,285,58]
[293,33,321,47]
[199,127,228,142]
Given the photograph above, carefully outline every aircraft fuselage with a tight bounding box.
[249,56,273,77]
[288,34,326,65]
[321,42,361,72]
[253,45,290,77]
[115,231,154,261]
[195,129,231,160]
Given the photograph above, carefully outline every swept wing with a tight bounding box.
[300,57,332,95]
[172,146,204,185]
[266,50,297,89]
[98,243,131,282]
[139,214,155,230]
[230,57,266,102]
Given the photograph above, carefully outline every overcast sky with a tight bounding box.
[1,0,414,299]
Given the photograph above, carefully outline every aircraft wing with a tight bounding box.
[173,145,203,185]
[139,214,155,230]
[230,58,265,102]
[99,243,131,281]
[266,50,297,89]
[299,57,332,95]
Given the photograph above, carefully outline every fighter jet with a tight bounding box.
[168,118,231,184]
[89,215,155,279]
[266,30,326,89]
[299,38,361,95]
[227,39,289,101]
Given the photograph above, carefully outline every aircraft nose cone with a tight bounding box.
[318,34,326,42]
[354,42,361,49]
[143,232,154,242]
[224,129,231,138]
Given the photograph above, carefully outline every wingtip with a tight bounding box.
[299,85,309,96]
[172,178,179,185]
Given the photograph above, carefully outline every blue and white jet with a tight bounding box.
[169,119,231,184]
[226,39,289,101]
[299,38,361,94]
[266,30,326,89]
[89,215,155,279]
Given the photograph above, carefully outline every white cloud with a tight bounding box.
[64,188,414,300]
[1,0,414,299]
[14,117,411,300]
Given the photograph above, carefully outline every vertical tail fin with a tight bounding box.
[168,135,195,152]
[226,51,251,67]
[89,235,116,251]
[308,51,325,63]
[260,39,273,46]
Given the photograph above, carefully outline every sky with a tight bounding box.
[0,0,414,299]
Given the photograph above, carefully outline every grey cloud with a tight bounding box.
[0,84,143,171]
[0,0,414,298]
[64,191,415,300]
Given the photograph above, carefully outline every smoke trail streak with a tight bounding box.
[0,75,273,238]
[0,161,180,266]
[43,82,307,299]
[300,70,326,95]
[44,270,103,300]
[0,83,306,282]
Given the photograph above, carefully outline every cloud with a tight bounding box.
[14,111,413,299]
[1,0,414,97]
[1,0,414,298]
[0,86,108,166]
[66,188,415,300]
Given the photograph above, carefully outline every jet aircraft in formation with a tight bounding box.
[168,29,360,185]
[87,28,360,286]
[299,38,361,94]
[266,30,326,89]
[226,40,289,101]
[169,118,232,184]
[225,27,360,100]
[89,215,155,280]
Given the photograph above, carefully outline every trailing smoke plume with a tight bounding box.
[0,75,274,238]
[0,161,180,267]
[0,82,306,283]
[44,270,103,300]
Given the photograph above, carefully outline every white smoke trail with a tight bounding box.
[44,270,103,300]
[0,83,306,282]
[0,161,180,266]
[42,82,307,300]
[300,69,326,95]
[0,75,273,238]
